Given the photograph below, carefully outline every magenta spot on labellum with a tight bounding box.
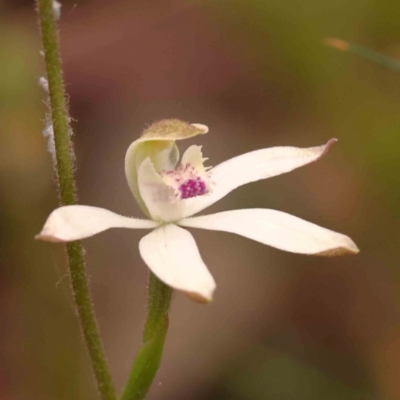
[179,179,207,199]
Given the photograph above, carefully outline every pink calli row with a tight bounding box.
[36,120,359,302]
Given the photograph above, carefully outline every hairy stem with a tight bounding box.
[36,1,117,399]
[120,273,173,400]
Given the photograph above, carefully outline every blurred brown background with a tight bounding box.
[1,0,400,399]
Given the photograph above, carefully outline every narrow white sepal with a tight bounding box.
[36,205,159,243]
[179,208,359,256]
[180,139,337,219]
[139,224,216,302]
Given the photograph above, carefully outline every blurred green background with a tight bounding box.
[1,0,400,399]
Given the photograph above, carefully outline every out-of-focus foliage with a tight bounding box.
[1,0,400,399]
[221,349,373,400]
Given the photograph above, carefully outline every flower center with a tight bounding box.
[179,178,207,199]
[160,163,211,200]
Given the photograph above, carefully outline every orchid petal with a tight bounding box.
[139,224,216,302]
[180,139,337,218]
[179,208,359,256]
[181,145,208,170]
[36,205,158,243]
[126,141,179,217]
[137,158,182,222]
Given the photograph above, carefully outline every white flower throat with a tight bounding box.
[159,162,212,201]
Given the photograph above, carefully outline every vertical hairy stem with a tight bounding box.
[120,273,173,400]
[36,1,117,399]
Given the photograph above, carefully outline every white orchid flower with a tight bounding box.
[36,119,359,303]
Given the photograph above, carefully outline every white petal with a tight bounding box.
[179,209,359,256]
[137,158,179,221]
[181,145,208,169]
[139,224,216,302]
[125,140,179,216]
[180,139,337,218]
[36,205,158,243]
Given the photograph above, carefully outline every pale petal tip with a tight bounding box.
[318,138,338,159]
[34,211,69,243]
[34,231,65,243]
[185,281,216,303]
[191,123,209,134]
[327,137,338,146]
[316,238,360,256]
[348,239,360,254]
[186,290,214,303]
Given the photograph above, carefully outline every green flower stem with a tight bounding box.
[325,38,400,73]
[36,1,117,399]
[120,273,173,400]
